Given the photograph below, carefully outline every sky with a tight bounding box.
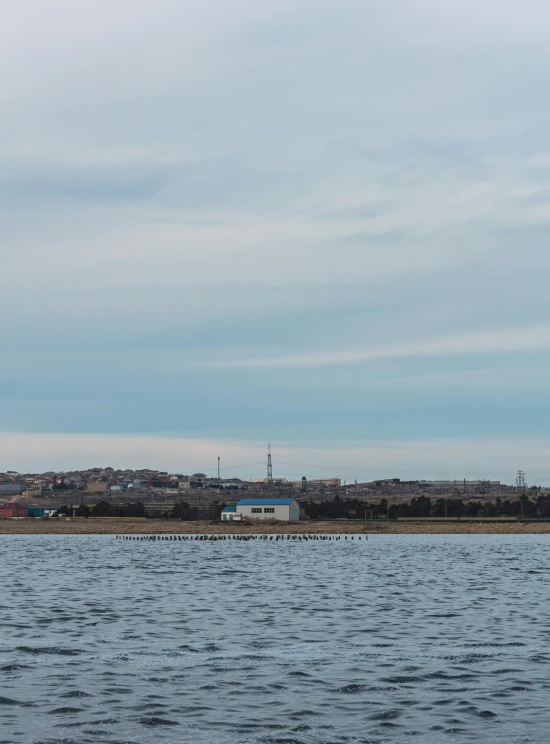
[2,0,550,483]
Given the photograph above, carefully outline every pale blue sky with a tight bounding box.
[2,0,550,482]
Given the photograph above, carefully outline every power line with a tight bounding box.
[275,461,541,479]
[173,458,550,482]
[277,460,484,476]
[186,461,265,473]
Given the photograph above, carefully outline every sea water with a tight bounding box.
[0,534,549,743]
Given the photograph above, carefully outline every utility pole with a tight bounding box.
[218,457,220,489]
[267,445,273,490]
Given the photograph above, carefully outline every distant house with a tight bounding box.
[235,498,299,521]
[87,482,109,493]
[0,504,28,518]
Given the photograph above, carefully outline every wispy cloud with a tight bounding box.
[201,324,550,368]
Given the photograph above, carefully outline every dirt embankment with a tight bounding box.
[1,519,550,535]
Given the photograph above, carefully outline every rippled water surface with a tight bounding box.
[1,534,550,744]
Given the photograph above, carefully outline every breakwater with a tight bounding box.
[116,533,366,541]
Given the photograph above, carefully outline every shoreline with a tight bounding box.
[1,519,550,535]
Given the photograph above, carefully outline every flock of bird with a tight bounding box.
[116,534,366,541]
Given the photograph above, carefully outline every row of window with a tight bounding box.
[251,507,275,513]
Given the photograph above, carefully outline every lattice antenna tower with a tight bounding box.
[516,470,527,493]
[267,444,273,487]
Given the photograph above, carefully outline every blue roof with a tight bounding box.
[237,498,296,506]
[222,505,237,512]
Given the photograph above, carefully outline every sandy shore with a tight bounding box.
[0,519,549,535]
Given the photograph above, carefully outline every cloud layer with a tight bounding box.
[2,0,550,479]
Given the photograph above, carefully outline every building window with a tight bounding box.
[251,508,262,513]
[263,508,275,513]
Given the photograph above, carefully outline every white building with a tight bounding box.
[221,505,240,521]
[227,498,300,521]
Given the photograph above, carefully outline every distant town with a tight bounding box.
[1,465,546,521]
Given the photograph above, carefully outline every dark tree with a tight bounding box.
[91,500,112,517]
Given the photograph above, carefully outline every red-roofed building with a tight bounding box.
[0,504,28,518]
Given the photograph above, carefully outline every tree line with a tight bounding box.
[56,501,224,520]
[55,495,550,521]
[303,493,550,519]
